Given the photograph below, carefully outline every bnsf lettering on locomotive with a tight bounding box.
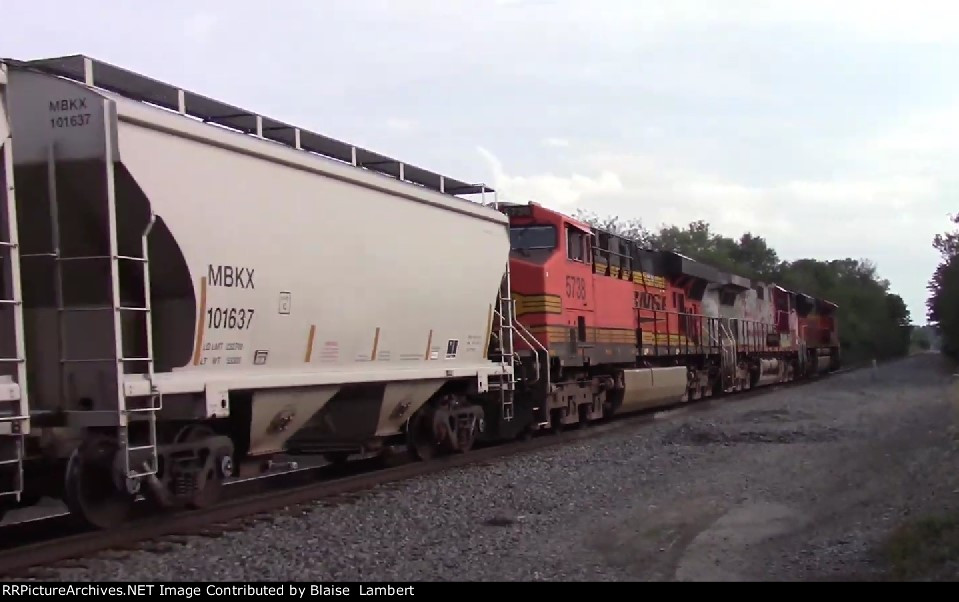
[48,98,88,112]
[636,291,666,310]
[207,264,255,289]
[565,276,587,300]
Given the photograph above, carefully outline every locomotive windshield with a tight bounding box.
[510,225,556,250]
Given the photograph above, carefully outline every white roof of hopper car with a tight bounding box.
[3,54,496,201]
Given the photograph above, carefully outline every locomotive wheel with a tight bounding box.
[63,435,137,530]
[174,424,224,509]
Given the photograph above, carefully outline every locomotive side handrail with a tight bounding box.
[491,305,549,388]
[637,307,787,356]
[513,309,550,387]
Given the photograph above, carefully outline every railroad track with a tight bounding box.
[0,364,866,578]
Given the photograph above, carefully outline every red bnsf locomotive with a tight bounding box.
[492,201,841,435]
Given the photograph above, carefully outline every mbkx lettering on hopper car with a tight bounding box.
[0,55,840,529]
[208,265,255,289]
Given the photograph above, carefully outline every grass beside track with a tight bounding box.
[880,513,959,580]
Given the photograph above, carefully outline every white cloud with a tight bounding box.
[481,108,955,322]
[183,12,217,40]
[373,0,959,45]
[866,104,959,159]
[746,0,959,44]
[530,0,959,44]
[478,146,623,208]
[543,137,569,148]
[386,118,416,132]
[512,144,945,245]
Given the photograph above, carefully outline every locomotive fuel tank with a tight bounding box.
[755,358,785,387]
[616,366,688,412]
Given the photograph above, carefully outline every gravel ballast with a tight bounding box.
[23,353,959,581]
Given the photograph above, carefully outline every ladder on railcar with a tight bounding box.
[495,265,517,421]
[44,136,161,486]
[0,96,29,502]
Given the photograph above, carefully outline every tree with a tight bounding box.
[733,233,780,279]
[927,214,959,358]
[572,209,652,246]
[576,212,913,364]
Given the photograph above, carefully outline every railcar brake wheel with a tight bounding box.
[173,424,224,509]
[63,435,136,529]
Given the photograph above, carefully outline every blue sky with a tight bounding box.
[4,0,957,323]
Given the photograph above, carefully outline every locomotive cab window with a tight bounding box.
[510,225,556,251]
[595,231,610,272]
[566,225,589,263]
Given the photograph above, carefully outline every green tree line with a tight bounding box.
[574,209,913,365]
[926,214,959,359]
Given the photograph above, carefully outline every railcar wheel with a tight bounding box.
[406,410,439,461]
[63,435,137,529]
[406,395,481,460]
[173,424,225,509]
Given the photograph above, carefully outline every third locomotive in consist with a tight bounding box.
[0,55,840,529]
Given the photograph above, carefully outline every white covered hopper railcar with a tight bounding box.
[0,55,518,528]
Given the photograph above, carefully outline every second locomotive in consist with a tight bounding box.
[0,55,839,530]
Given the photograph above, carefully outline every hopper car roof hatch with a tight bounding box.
[3,54,493,198]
